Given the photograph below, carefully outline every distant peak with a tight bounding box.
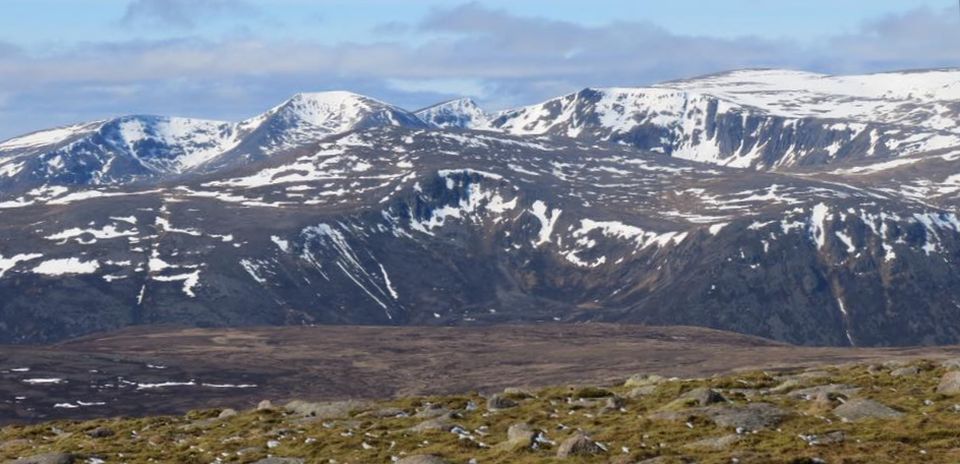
[416,97,489,130]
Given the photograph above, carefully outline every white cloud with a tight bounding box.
[0,3,958,139]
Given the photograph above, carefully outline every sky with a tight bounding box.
[0,0,959,139]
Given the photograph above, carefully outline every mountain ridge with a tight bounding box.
[1,68,960,346]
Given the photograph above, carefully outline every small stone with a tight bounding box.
[804,430,846,446]
[556,433,605,458]
[218,408,238,419]
[414,404,450,418]
[10,453,75,464]
[86,427,114,438]
[937,371,960,395]
[604,396,625,410]
[395,455,449,464]
[833,399,903,421]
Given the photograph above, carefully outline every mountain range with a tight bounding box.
[3,68,960,346]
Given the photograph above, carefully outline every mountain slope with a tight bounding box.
[1,126,960,345]
[487,69,960,169]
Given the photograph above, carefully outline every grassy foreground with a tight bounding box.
[3,359,960,463]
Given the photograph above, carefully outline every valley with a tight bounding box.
[3,324,960,425]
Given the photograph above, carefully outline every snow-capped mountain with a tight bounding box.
[0,116,240,188]
[488,69,960,169]
[2,69,960,347]
[214,91,427,168]
[416,98,490,129]
[0,91,426,195]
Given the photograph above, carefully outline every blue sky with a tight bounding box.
[0,0,958,139]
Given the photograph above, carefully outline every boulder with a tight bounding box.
[252,459,305,464]
[789,384,860,400]
[507,423,536,443]
[257,400,274,410]
[284,400,364,419]
[664,388,726,409]
[556,433,605,458]
[9,454,74,464]
[362,407,407,418]
[833,399,903,421]
[709,403,788,430]
[628,385,658,398]
[625,374,664,388]
[503,387,535,399]
[415,405,450,418]
[494,423,536,451]
[410,416,454,433]
[684,434,741,450]
[939,358,960,370]
[801,431,846,446]
[86,427,114,438]
[395,456,449,464]
[486,394,518,410]
[682,388,726,406]
[890,366,920,377]
[937,371,960,395]
[651,403,789,431]
[636,458,698,464]
[604,396,625,410]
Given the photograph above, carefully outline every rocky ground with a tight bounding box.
[5,358,960,463]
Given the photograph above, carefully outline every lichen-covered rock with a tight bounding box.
[252,458,305,464]
[624,374,664,388]
[651,403,789,431]
[284,400,365,418]
[486,394,518,410]
[395,456,449,464]
[684,434,741,450]
[9,454,75,464]
[890,366,920,377]
[833,399,903,421]
[556,433,605,458]
[937,371,960,395]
